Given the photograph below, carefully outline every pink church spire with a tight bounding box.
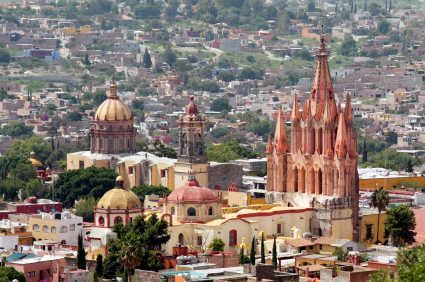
[335,113,348,158]
[274,109,288,153]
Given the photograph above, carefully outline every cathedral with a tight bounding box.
[266,39,360,241]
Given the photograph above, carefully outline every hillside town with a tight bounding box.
[0,0,423,281]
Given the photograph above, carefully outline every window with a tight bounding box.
[100,139,103,149]
[109,139,114,149]
[69,224,75,231]
[119,125,123,130]
[319,245,323,250]
[197,236,202,246]
[128,167,134,174]
[33,224,40,231]
[208,207,213,216]
[171,207,175,215]
[36,209,41,214]
[51,226,57,233]
[347,247,353,251]
[79,161,84,169]
[127,125,130,129]
[119,139,123,149]
[115,217,123,225]
[188,207,196,216]
[43,225,48,232]
[229,230,237,245]
[99,217,105,227]
[128,138,130,148]
[366,224,373,240]
[161,170,166,178]
[100,125,104,130]
[109,125,113,131]
[384,223,390,238]
[60,226,68,233]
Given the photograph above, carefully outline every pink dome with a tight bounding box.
[167,170,218,202]
[186,96,198,115]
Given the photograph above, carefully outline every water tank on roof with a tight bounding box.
[62,211,71,219]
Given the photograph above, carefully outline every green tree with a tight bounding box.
[0,177,27,201]
[0,49,11,63]
[340,36,356,56]
[363,139,367,162]
[368,2,381,16]
[307,0,315,11]
[377,19,390,34]
[0,266,28,282]
[396,243,425,281]
[10,163,36,182]
[74,197,96,222]
[371,187,389,243]
[238,67,262,80]
[250,236,256,265]
[0,122,34,139]
[7,136,52,165]
[211,97,232,112]
[132,99,144,110]
[385,205,416,246]
[208,238,225,251]
[131,185,171,201]
[143,47,152,68]
[54,167,118,207]
[94,254,103,281]
[386,131,397,145]
[93,90,108,107]
[218,71,235,82]
[119,233,141,282]
[239,246,245,264]
[272,234,277,270]
[26,178,48,199]
[333,247,349,262]
[84,53,90,65]
[77,232,86,269]
[206,138,257,162]
[66,111,83,121]
[163,46,177,67]
[134,3,160,18]
[260,233,265,263]
[210,127,230,138]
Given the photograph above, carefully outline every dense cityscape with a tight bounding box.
[0,0,423,281]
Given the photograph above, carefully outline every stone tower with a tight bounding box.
[266,39,359,241]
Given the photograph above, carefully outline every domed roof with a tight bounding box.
[186,96,198,115]
[97,188,141,209]
[167,170,218,202]
[29,158,42,167]
[94,97,132,121]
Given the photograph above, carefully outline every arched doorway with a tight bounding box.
[318,168,323,194]
[311,128,316,154]
[294,167,298,193]
[178,233,184,245]
[310,168,315,194]
[318,128,323,155]
[300,167,306,193]
[318,228,322,237]
[303,127,307,153]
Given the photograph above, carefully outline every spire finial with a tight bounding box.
[112,75,115,84]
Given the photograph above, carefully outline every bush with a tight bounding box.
[398,180,422,188]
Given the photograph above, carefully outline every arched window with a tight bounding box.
[95,125,97,129]
[100,125,104,130]
[114,217,123,225]
[208,207,213,216]
[229,230,237,245]
[99,217,105,227]
[119,139,123,149]
[119,125,123,130]
[109,125,113,131]
[109,139,114,149]
[60,226,68,233]
[61,240,66,244]
[178,233,184,245]
[187,207,196,216]
[171,207,175,215]
[127,125,130,129]
[43,225,48,232]
[127,138,130,148]
[33,224,40,231]
[51,227,57,233]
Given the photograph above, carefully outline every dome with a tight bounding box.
[116,175,124,181]
[186,96,198,115]
[94,98,131,121]
[97,188,141,209]
[259,231,266,238]
[29,158,43,166]
[167,170,218,202]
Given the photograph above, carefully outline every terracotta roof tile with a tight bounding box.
[314,237,339,246]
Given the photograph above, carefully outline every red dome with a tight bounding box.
[167,182,218,202]
[186,96,198,115]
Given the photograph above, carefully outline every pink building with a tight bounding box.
[6,255,66,282]
[411,208,425,243]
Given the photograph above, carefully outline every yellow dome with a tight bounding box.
[259,231,266,238]
[29,158,42,166]
[116,175,124,181]
[97,188,141,209]
[94,98,131,121]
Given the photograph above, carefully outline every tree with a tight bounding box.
[77,232,86,269]
[406,158,413,173]
[134,3,160,18]
[239,246,245,264]
[371,187,389,244]
[94,254,103,282]
[11,163,36,182]
[92,90,108,107]
[377,19,390,35]
[206,138,257,162]
[238,67,262,80]
[132,99,144,110]
[7,137,52,165]
[143,47,152,68]
[333,247,349,262]
[367,269,394,282]
[211,97,232,112]
[218,71,235,82]
[83,53,90,65]
[363,139,367,162]
[74,197,96,222]
[131,185,171,201]
[0,177,26,201]
[0,266,28,282]
[66,111,83,121]
[54,167,118,207]
[355,3,357,13]
[208,238,225,251]
[368,2,381,16]
[340,36,357,56]
[26,178,48,199]
[307,0,315,12]
[272,234,277,270]
[260,233,265,263]
[250,236,256,265]
[163,46,177,67]
[0,122,34,139]
[119,233,141,282]
[210,127,231,138]
[396,243,425,281]
[386,131,397,145]
[385,205,416,246]
[364,2,366,11]
[0,49,11,63]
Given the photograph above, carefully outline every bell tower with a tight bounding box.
[173,96,210,190]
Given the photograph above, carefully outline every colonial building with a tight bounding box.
[266,39,360,241]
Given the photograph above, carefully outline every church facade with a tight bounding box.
[266,39,360,241]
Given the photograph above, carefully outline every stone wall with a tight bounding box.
[65,257,97,273]
[208,163,243,190]
[135,269,175,282]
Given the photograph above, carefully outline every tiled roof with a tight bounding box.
[285,238,316,247]
[314,237,339,246]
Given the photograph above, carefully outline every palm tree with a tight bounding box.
[371,187,390,244]
[118,234,141,282]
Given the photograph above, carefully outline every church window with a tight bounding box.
[188,207,196,216]
[171,207,175,215]
[208,207,213,215]
[128,139,130,148]
[119,139,123,149]
[100,139,103,149]
[119,125,123,130]
[99,217,105,227]
[229,230,237,245]
[100,125,104,130]
[109,125,113,131]
[109,139,114,149]
[114,217,123,225]
[127,125,130,129]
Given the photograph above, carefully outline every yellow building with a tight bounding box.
[359,176,425,190]
[61,25,91,35]
[361,209,389,244]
